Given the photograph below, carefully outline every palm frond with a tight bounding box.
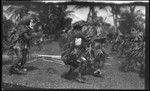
[3,5,39,25]
[74,5,89,9]
[3,5,27,24]
[97,5,107,12]
[64,10,74,17]
[72,20,86,27]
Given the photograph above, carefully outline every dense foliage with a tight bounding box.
[109,6,145,78]
[2,17,14,52]
[111,32,145,78]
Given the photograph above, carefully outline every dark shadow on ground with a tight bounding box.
[61,67,101,81]
[61,72,78,80]
[46,67,58,74]
[2,82,46,90]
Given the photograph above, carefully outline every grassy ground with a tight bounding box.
[2,41,145,89]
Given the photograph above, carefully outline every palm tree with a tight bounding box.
[119,5,145,35]
[129,6,145,32]
[109,5,123,35]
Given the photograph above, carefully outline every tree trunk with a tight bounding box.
[113,10,120,42]
[87,8,91,22]
[87,6,96,22]
[116,13,120,35]
[91,6,95,20]
[112,12,117,34]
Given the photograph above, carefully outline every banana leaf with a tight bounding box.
[72,20,87,27]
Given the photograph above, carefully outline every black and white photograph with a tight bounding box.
[1,0,149,90]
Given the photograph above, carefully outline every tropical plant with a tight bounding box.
[119,6,145,35]
[2,17,14,52]
[109,5,121,34]
[117,33,145,78]
[3,5,29,25]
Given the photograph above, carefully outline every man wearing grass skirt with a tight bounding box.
[9,18,38,75]
[61,27,89,83]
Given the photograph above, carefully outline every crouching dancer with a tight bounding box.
[62,31,88,83]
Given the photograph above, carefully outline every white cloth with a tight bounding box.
[75,38,82,46]
[97,27,102,36]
